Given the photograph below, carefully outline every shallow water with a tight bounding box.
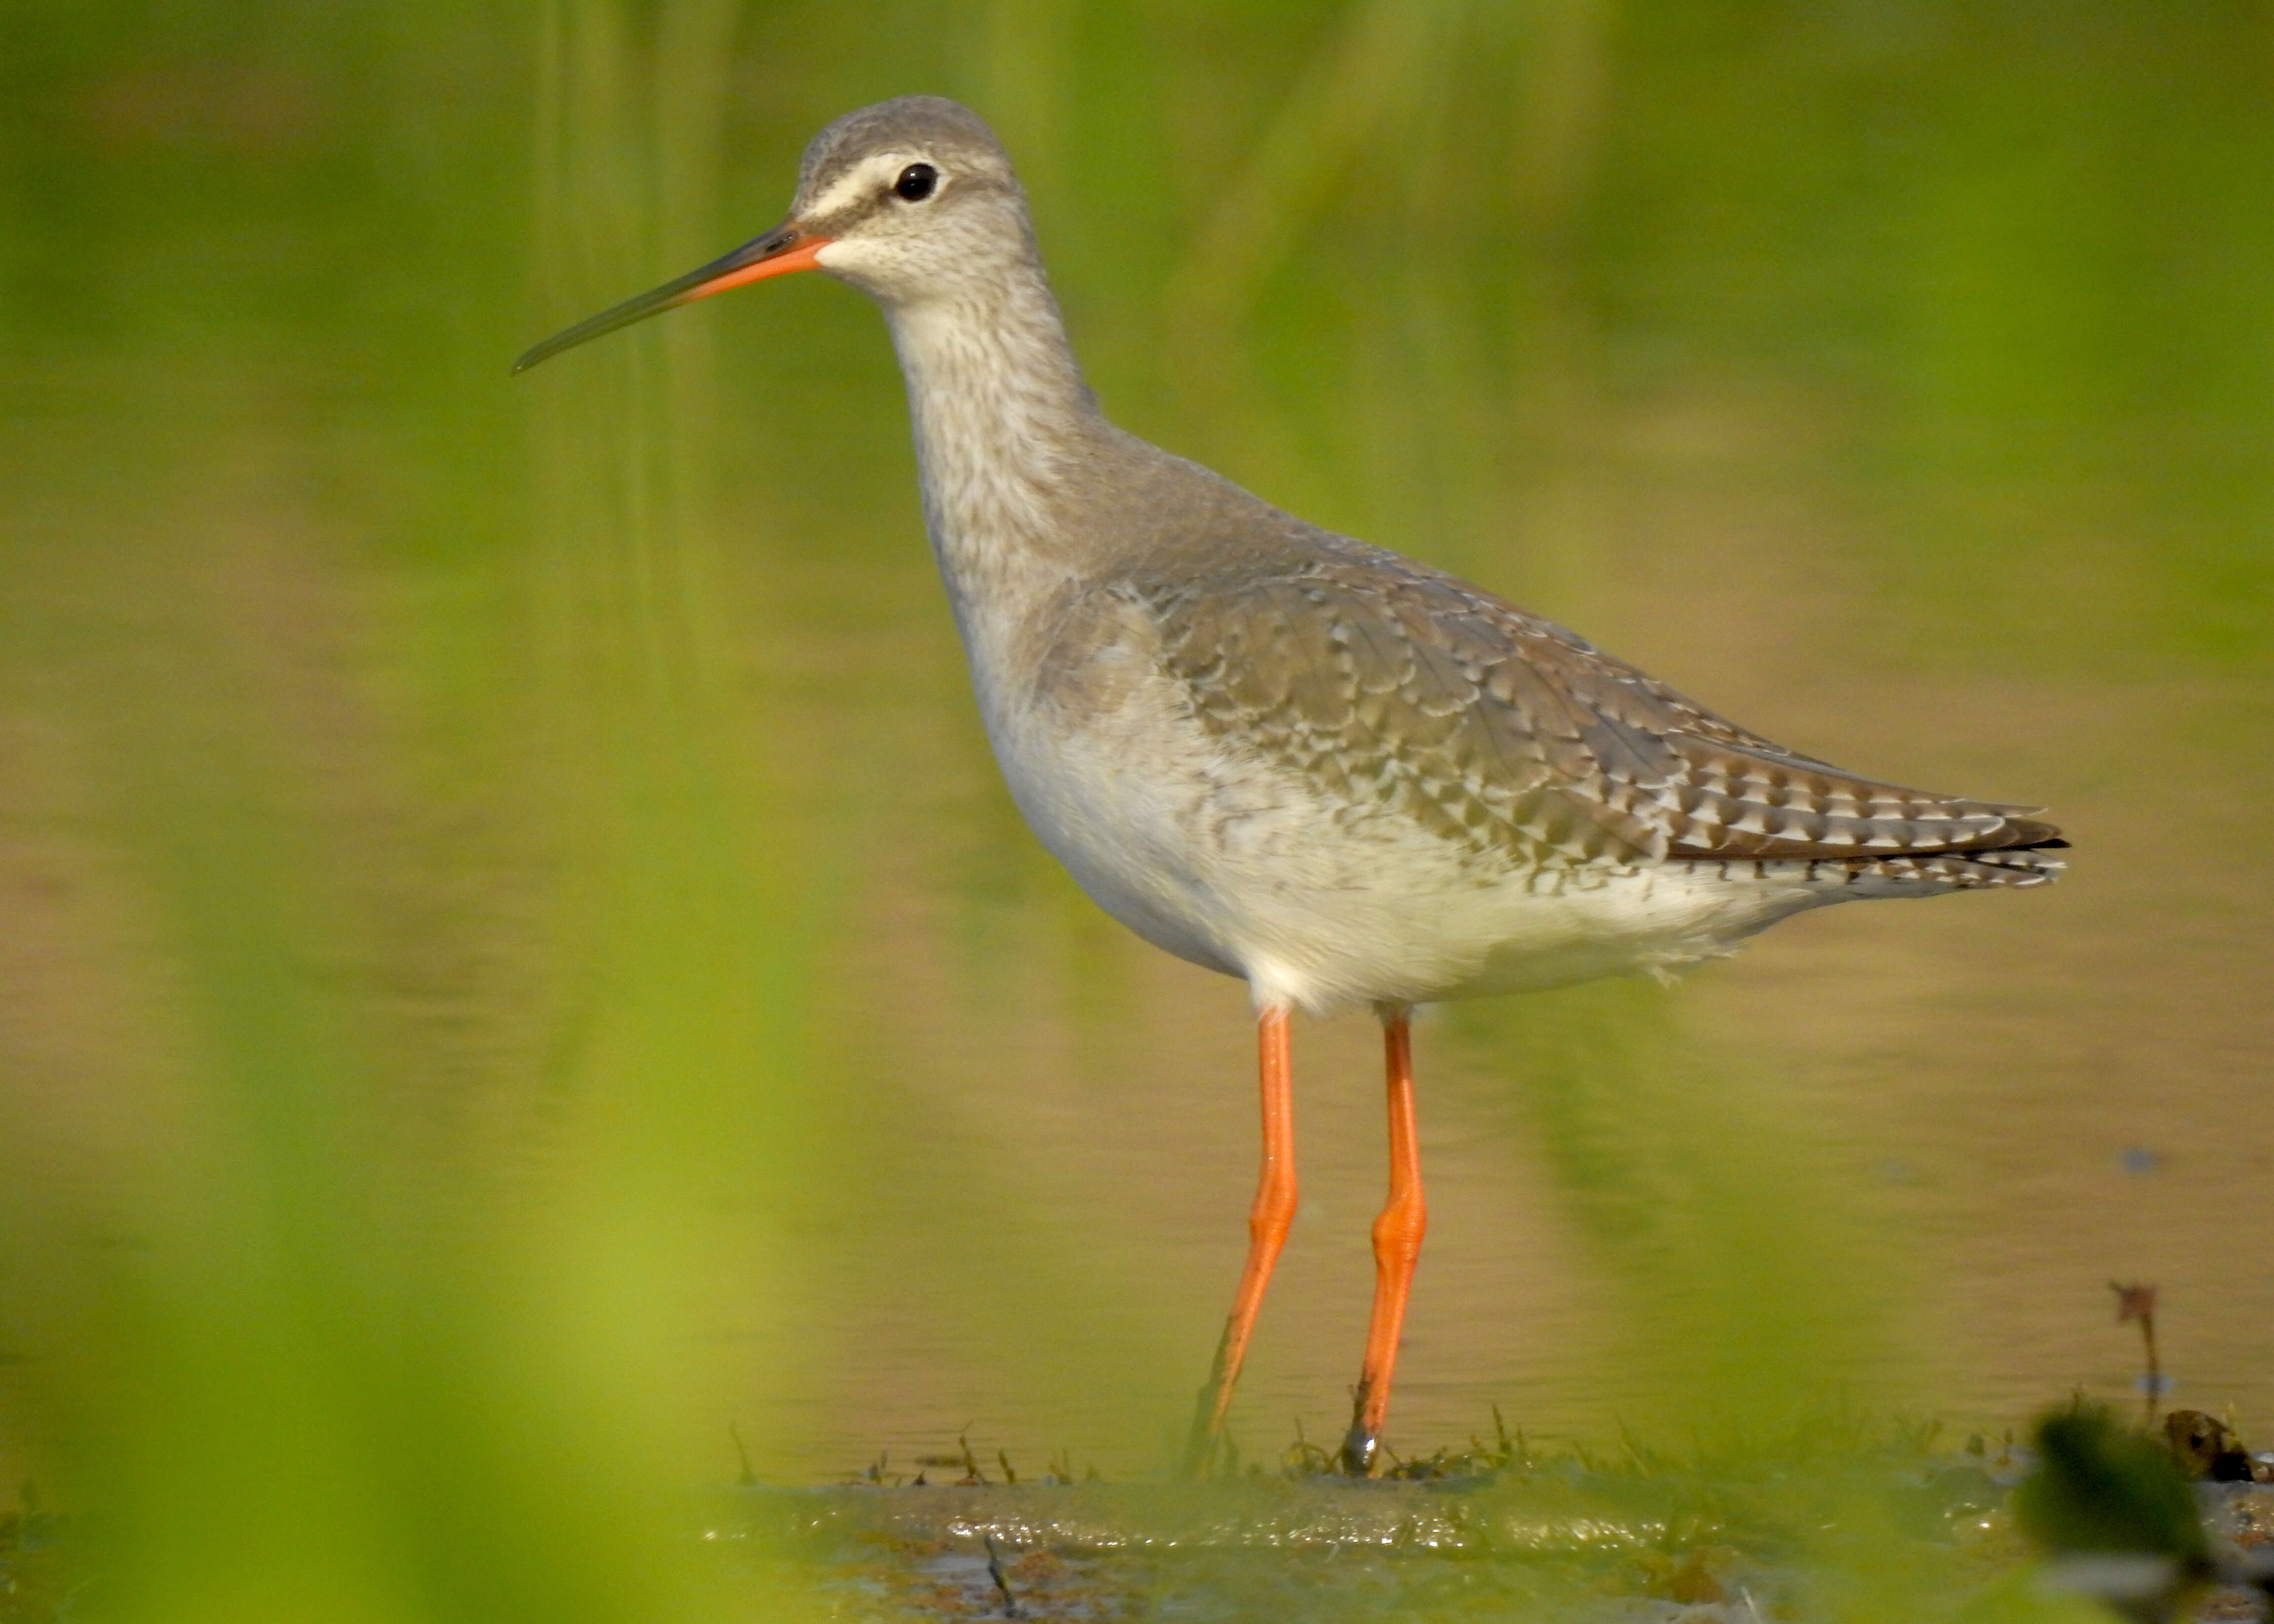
[0,0,2269,1547]
[712,1466,2274,1622]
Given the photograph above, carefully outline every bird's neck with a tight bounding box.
[884,266,1104,626]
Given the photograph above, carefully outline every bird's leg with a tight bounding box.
[1183,1004,1296,1477]
[1340,1004,1426,1476]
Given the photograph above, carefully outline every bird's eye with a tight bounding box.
[893,163,938,202]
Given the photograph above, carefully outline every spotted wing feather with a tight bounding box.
[1145,539,2063,871]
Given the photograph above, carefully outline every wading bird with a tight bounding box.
[517,97,2065,1476]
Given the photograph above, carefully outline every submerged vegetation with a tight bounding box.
[16,1402,2274,1623]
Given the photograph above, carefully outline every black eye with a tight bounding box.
[893,162,938,202]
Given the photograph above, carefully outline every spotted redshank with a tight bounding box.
[517,96,2067,1477]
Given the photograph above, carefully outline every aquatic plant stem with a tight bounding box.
[2112,1282,2161,1429]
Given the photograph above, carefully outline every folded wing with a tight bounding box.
[1144,539,2063,870]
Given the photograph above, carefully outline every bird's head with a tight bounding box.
[514,95,1028,374]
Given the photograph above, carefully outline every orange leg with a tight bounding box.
[1183,1005,1296,1476]
[1340,1005,1426,1475]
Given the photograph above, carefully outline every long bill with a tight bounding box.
[511,220,830,374]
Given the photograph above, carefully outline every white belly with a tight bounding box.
[976,665,1829,1015]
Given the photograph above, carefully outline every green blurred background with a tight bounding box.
[0,0,2270,1618]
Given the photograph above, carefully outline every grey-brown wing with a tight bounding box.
[1144,547,2061,867]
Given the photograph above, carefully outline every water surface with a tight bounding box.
[0,0,2268,1520]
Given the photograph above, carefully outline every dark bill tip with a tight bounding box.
[511,223,829,375]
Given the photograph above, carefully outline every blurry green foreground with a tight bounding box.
[1,1,2269,1620]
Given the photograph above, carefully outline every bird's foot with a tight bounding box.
[1338,1373,1383,1475]
[1181,1377,1230,1479]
